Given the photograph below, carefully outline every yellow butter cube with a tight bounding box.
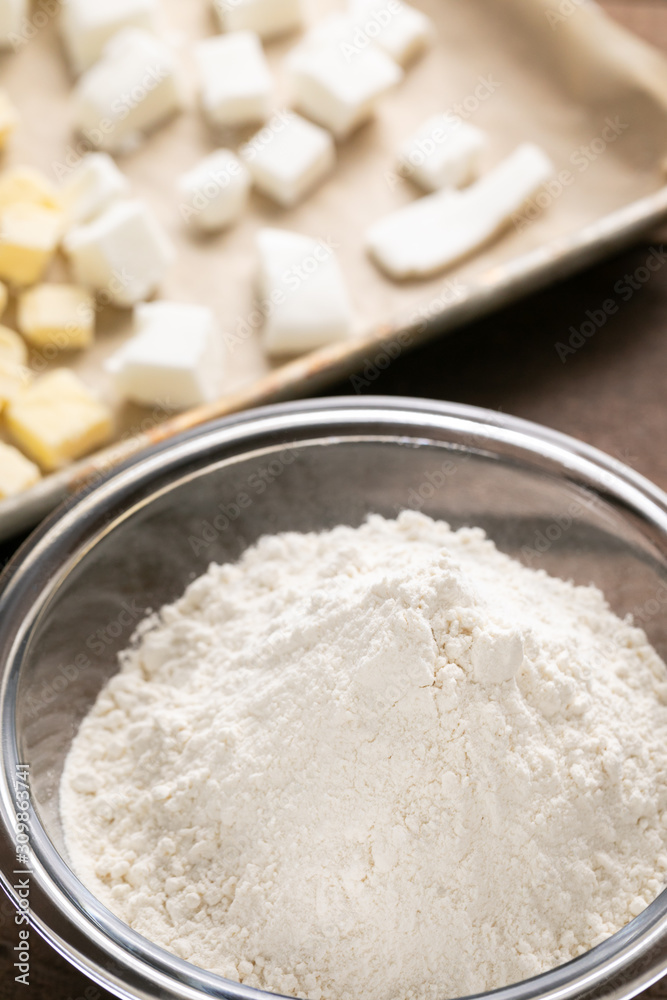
[0,166,61,211]
[18,283,94,351]
[0,359,32,410]
[0,92,19,151]
[0,441,41,499]
[6,368,113,471]
[0,325,27,365]
[0,204,64,287]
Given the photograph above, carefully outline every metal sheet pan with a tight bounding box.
[2,0,667,540]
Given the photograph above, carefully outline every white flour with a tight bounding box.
[61,512,667,1000]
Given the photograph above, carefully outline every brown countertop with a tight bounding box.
[1,1,667,998]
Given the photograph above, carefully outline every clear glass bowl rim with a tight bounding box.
[1,395,667,1000]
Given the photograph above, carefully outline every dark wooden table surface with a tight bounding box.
[2,1,667,997]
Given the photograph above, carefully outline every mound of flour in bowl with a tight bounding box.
[61,512,667,1000]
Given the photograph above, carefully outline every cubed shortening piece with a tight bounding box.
[213,0,303,40]
[241,111,335,207]
[0,324,27,364]
[196,32,272,129]
[61,153,130,226]
[0,442,40,499]
[0,0,27,48]
[6,368,113,471]
[366,143,554,278]
[0,166,61,211]
[257,227,353,355]
[106,301,221,409]
[349,0,433,66]
[73,29,183,153]
[60,0,159,74]
[398,115,486,192]
[0,204,64,286]
[63,199,174,307]
[0,90,19,148]
[179,150,251,232]
[18,284,95,351]
[288,30,402,138]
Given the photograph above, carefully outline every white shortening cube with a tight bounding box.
[73,29,183,153]
[63,199,174,307]
[213,0,303,40]
[196,31,272,129]
[0,0,27,48]
[241,111,335,207]
[178,150,251,232]
[287,32,402,138]
[60,0,160,74]
[366,143,554,279]
[106,302,221,409]
[257,228,353,355]
[398,115,486,192]
[349,0,433,66]
[61,153,130,226]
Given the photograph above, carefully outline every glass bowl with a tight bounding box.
[1,396,667,1000]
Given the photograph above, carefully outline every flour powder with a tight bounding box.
[60,512,667,1000]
